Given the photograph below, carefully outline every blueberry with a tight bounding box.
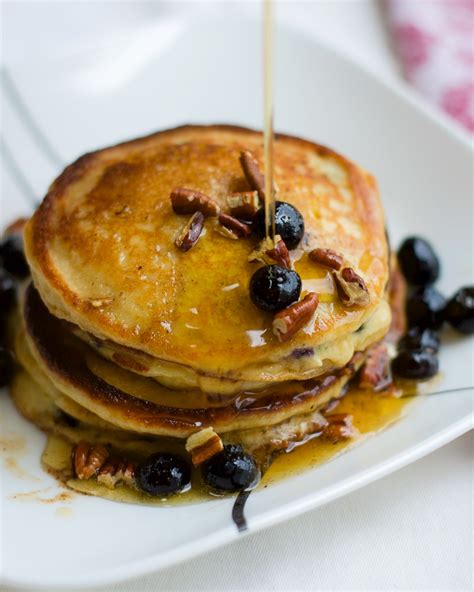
[444,286,474,335]
[249,264,301,312]
[406,286,446,330]
[254,201,304,249]
[0,269,15,311]
[0,235,29,278]
[0,347,14,388]
[397,237,440,286]
[202,445,259,493]
[398,327,440,353]
[392,349,439,380]
[135,452,191,496]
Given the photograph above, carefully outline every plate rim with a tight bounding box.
[2,414,472,590]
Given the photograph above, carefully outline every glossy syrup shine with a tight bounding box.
[260,386,414,486]
[41,382,416,509]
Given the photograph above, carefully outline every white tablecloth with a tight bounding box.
[1,2,472,590]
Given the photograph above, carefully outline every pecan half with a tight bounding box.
[239,151,265,201]
[175,211,204,251]
[272,292,319,342]
[333,267,370,307]
[359,342,392,391]
[218,213,251,238]
[309,248,343,271]
[185,427,224,466]
[73,441,109,480]
[227,191,260,220]
[170,188,220,217]
[322,414,358,443]
[266,239,291,269]
[98,457,136,489]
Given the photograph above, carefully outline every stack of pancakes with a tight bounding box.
[12,125,391,456]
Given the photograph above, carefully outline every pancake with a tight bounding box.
[11,124,395,506]
[15,324,121,431]
[10,369,134,447]
[22,282,366,437]
[10,367,335,505]
[24,125,389,389]
[71,299,390,394]
[9,370,205,505]
[11,361,333,460]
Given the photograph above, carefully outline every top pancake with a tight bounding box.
[24,125,389,379]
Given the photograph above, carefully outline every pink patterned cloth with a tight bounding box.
[385,0,474,132]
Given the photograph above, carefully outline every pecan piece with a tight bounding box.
[98,457,136,489]
[239,151,265,201]
[272,292,319,342]
[359,342,392,391]
[175,211,204,252]
[218,213,251,238]
[270,414,328,454]
[248,235,289,267]
[170,188,220,217]
[309,248,343,271]
[333,267,370,307]
[214,222,238,240]
[322,414,358,443]
[227,191,260,220]
[248,237,278,265]
[266,239,291,269]
[73,441,109,480]
[185,427,224,466]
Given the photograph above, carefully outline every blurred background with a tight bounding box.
[2,0,473,133]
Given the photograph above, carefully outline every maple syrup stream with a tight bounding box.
[233,0,276,530]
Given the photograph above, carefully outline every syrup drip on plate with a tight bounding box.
[232,489,252,532]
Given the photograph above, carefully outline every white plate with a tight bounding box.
[1,14,473,591]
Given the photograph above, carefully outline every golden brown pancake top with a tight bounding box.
[25,125,388,375]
